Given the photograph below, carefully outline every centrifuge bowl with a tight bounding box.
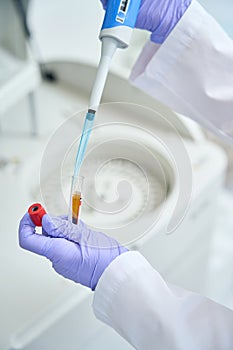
[30,100,187,247]
[27,61,193,247]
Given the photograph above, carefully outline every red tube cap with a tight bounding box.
[28,203,46,227]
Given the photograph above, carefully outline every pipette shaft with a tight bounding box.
[69,0,142,224]
[74,0,142,175]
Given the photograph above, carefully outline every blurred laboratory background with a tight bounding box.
[0,0,233,349]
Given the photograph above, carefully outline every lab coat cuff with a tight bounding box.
[130,0,208,87]
[93,251,149,325]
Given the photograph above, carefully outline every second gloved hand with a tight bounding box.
[101,0,192,44]
[19,213,128,290]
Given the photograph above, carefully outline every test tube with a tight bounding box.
[68,175,84,224]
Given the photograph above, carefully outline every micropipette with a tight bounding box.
[69,0,142,223]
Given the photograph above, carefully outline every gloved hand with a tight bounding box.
[18,213,128,290]
[101,0,192,44]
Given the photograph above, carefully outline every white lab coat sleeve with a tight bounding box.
[129,0,233,141]
[93,251,233,350]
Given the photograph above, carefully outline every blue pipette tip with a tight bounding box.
[73,109,96,177]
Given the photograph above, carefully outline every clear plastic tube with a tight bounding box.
[68,175,84,224]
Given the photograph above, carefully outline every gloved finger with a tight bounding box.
[19,212,35,232]
[42,214,86,243]
[42,214,68,236]
[59,215,68,220]
[100,0,107,10]
[42,214,90,243]
[19,212,54,256]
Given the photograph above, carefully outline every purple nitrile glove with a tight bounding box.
[18,213,128,290]
[100,0,192,44]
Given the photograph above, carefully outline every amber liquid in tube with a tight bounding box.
[72,191,81,224]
